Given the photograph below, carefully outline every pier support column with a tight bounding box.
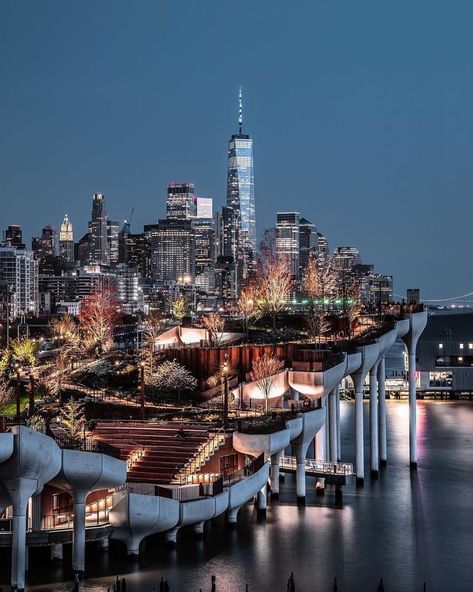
[72,491,87,575]
[165,527,179,547]
[227,506,240,526]
[31,493,42,532]
[193,521,205,537]
[401,312,427,470]
[407,347,417,468]
[270,451,282,498]
[352,375,365,485]
[315,423,327,493]
[98,537,109,552]
[257,484,267,517]
[369,363,379,478]
[6,477,37,592]
[50,543,63,564]
[336,387,341,461]
[329,387,339,462]
[293,441,310,504]
[378,356,387,466]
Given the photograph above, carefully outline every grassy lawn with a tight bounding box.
[0,394,30,418]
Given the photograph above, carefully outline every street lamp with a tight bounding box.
[222,353,229,429]
[139,361,145,420]
[14,363,22,425]
[28,369,35,417]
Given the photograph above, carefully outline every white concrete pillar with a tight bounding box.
[369,363,379,477]
[293,441,310,503]
[336,387,341,461]
[377,356,387,466]
[257,484,267,517]
[353,375,365,484]
[193,521,205,537]
[165,527,179,546]
[227,506,240,526]
[407,348,417,468]
[11,513,27,592]
[127,536,142,555]
[98,537,109,552]
[72,491,87,575]
[50,543,63,563]
[270,451,282,498]
[315,423,326,461]
[329,388,338,462]
[31,493,42,532]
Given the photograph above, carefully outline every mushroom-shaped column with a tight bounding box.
[51,449,126,575]
[341,352,362,461]
[369,329,398,477]
[328,386,339,462]
[110,491,179,555]
[349,343,379,484]
[271,416,302,499]
[233,427,291,512]
[401,310,428,468]
[0,427,61,592]
[290,408,326,503]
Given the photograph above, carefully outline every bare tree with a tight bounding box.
[79,287,121,356]
[249,353,285,414]
[201,312,225,347]
[258,259,292,331]
[237,284,263,338]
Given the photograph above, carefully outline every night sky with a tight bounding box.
[1,1,473,298]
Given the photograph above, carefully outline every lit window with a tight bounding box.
[460,344,464,349]
[438,344,443,349]
[469,344,473,350]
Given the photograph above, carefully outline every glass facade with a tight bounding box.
[227,134,256,255]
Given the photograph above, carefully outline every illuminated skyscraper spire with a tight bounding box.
[238,87,243,134]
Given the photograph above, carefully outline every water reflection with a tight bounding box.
[10,401,473,591]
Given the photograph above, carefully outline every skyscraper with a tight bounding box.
[227,88,256,283]
[166,183,195,220]
[299,217,319,277]
[88,193,109,266]
[107,219,120,266]
[3,225,25,249]
[148,220,194,283]
[276,212,300,282]
[59,214,74,263]
[31,225,56,275]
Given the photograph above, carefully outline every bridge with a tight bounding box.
[395,291,473,307]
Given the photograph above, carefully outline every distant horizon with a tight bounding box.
[2,1,473,299]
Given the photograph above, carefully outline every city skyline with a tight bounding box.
[2,1,473,297]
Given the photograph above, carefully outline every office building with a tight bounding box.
[332,247,362,272]
[107,219,120,266]
[227,89,256,282]
[299,217,318,277]
[88,193,109,265]
[59,214,74,263]
[4,225,25,250]
[276,212,300,282]
[166,183,195,220]
[407,288,421,304]
[149,219,194,283]
[195,197,213,219]
[0,246,39,318]
[31,225,57,275]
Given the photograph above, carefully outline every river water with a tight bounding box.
[6,401,472,592]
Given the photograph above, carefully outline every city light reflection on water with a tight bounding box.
[15,401,473,592]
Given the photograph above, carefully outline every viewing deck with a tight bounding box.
[279,456,354,486]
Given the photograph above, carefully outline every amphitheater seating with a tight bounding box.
[92,422,212,484]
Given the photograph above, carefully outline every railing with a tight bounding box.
[172,427,226,484]
[50,432,121,459]
[126,442,145,471]
[280,456,354,476]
